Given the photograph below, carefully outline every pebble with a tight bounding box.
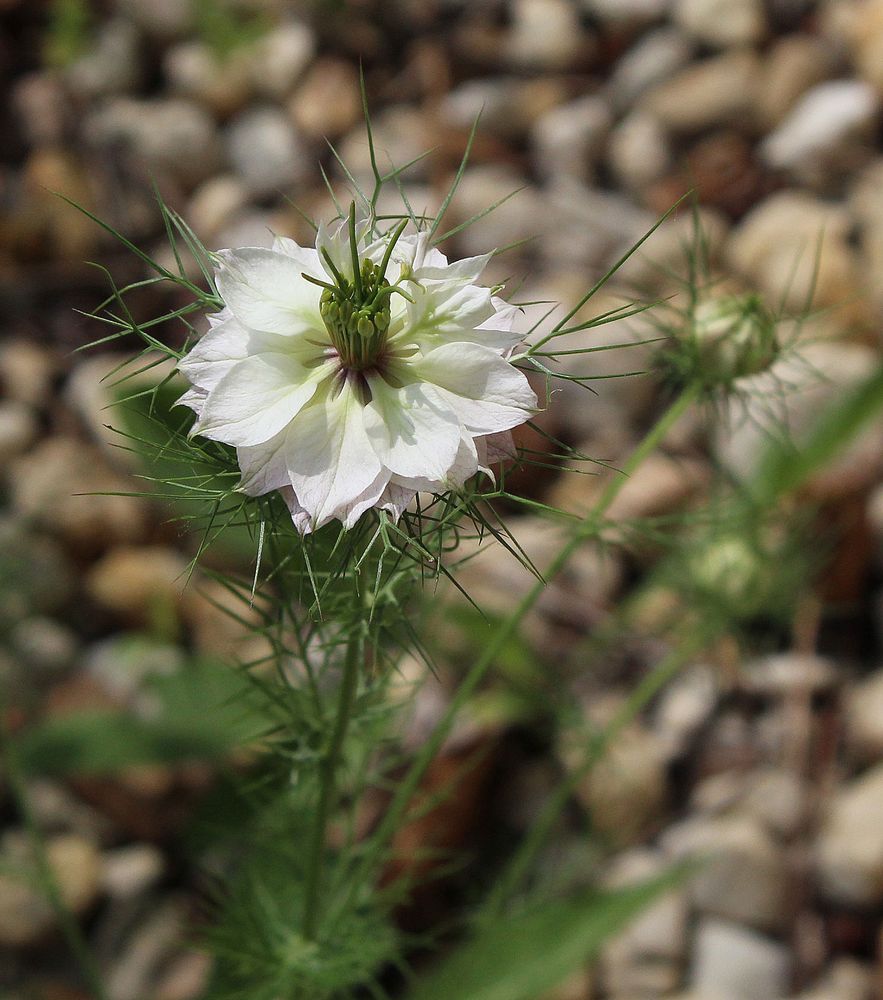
[608,27,694,112]
[716,343,883,499]
[0,400,37,465]
[583,0,673,23]
[662,815,791,931]
[115,0,193,39]
[504,0,585,70]
[0,832,102,947]
[163,41,252,117]
[575,720,670,846]
[441,76,567,139]
[816,762,883,905]
[11,71,72,146]
[85,545,189,626]
[759,79,879,179]
[607,111,672,191]
[249,22,315,99]
[726,191,863,314]
[601,850,689,993]
[101,844,166,899]
[673,0,767,47]
[653,666,719,757]
[337,105,431,185]
[84,98,222,189]
[846,0,883,94]
[187,174,249,244]
[84,635,183,707]
[0,518,75,622]
[225,105,310,198]
[531,94,612,184]
[641,49,762,133]
[444,165,545,258]
[795,958,874,1000]
[66,16,142,99]
[741,652,839,698]
[845,668,883,764]
[11,438,152,553]
[757,35,838,128]
[690,918,791,1000]
[0,338,57,408]
[289,58,362,139]
[9,616,78,675]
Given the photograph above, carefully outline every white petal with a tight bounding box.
[390,434,479,492]
[362,380,462,480]
[192,353,325,446]
[237,425,292,496]
[215,248,323,337]
[175,385,208,414]
[414,343,537,434]
[378,482,415,520]
[278,486,313,534]
[177,316,252,391]
[285,384,386,529]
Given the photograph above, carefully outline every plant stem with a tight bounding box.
[345,384,701,907]
[480,632,708,920]
[302,625,362,941]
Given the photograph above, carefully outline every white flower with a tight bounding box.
[177,211,537,533]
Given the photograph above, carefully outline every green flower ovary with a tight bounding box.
[321,258,393,372]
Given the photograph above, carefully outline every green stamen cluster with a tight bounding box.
[320,257,393,372]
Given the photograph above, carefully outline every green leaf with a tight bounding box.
[16,656,269,776]
[406,874,680,1000]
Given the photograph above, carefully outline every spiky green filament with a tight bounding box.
[319,257,393,372]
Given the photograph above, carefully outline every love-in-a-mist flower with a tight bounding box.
[177,208,538,533]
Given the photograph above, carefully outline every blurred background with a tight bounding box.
[2,0,883,998]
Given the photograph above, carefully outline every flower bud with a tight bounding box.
[691,292,778,382]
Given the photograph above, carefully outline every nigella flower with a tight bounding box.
[177,208,538,533]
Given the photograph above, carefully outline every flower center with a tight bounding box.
[319,257,393,373]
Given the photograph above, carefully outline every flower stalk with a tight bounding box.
[301,616,364,941]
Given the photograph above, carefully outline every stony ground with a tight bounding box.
[2,0,883,998]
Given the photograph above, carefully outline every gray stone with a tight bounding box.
[114,0,194,39]
[531,94,612,183]
[641,50,762,133]
[726,191,862,315]
[716,343,883,499]
[0,401,37,465]
[759,79,879,179]
[441,77,566,139]
[794,959,874,1000]
[816,762,883,905]
[582,0,672,22]
[0,832,102,948]
[757,35,838,128]
[444,165,545,258]
[690,918,791,1000]
[607,111,672,190]
[0,339,57,408]
[11,438,152,552]
[163,41,252,117]
[674,0,767,47]
[337,106,431,185]
[653,666,718,756]
[9,616,78,675]
[662,815,791,931]
[225,105,310,198]
[85,98,222,189]
[11,71,71,146]
[66,16,142,99]
[742,653,839,698]
[187,174,249,244]
[504,0,585,70]
[845,668,883,764]
[101,844,166,899]
[608,27,694,112]
[289,58,361,140]
[249,22,315,99]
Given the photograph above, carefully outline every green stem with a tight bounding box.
[302,626,362,941]
[2,732,109,1000]
[344,384,701,908]
[480,632,707,920]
